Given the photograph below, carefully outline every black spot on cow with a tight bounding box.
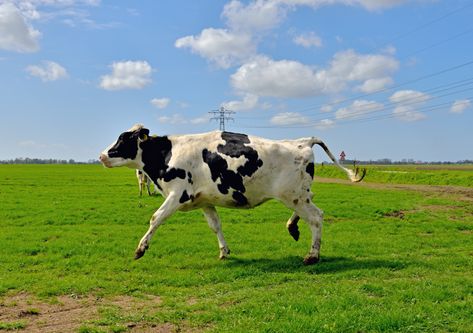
[179,190,191,203]
[218,132,263,177]
[232,191,248,206]
[163,168,186,182]
[187,171,193,184]
[306,162,315,179]
[287,215,300,241]
[140,136,186,185]
[202,149,244,195]
[202,132,263,206]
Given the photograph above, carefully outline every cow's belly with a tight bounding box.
[177,185,272,211]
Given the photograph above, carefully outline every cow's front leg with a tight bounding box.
[146,178,152,196]
[135,192,180,259]
[202,206,230,259]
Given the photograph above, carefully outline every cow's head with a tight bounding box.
[99,124,149,168]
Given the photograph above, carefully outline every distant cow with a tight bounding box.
[136,169,155,196]
[99,124,365,265]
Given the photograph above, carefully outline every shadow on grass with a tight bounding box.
[225,255,408,274]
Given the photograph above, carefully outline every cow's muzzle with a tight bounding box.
[99,153,112,168]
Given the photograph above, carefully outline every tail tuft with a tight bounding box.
[348,165,366,182]
[312,137,366,183]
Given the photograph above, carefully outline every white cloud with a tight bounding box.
[315,118,335,130]
[270,112,310,125]
[222,0,286,33]
[392,105,426,122]
[175,28,256,69]
[320,104,333,113]
[353,0,407,11]
[158,113,210,125]
[231,50,398,98]
[329,49,399,83]
[221,0,407,35]
[100,60,152,91]
[26,60,68,81]
[150,97,170,109]
[231,56,324,98]
[158,114,187,125]
[6,0,108,32]
[335,99,384,120]
[280,0,407,11]
[221,94,259,111]
[389,89,431,104]
[389,90,430,122]
[450,99,471,114]
[356,77,393,93]
[0,2,41,53]
[293,31,322,48]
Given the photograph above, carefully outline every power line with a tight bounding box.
[293,59,473,115]
[238,75,473,121]
[235,88,473,129]
[383,1,473,46]
[209,106,235,131]
[400,26,473,60]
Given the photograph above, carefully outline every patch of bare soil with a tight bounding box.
[383,210,405,219]
[315,177,473,202]
[0,293,171,333]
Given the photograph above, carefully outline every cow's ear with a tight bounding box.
[138,128,150,141]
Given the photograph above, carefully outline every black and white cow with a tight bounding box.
[99,124,365,265]
[136,169,155,196]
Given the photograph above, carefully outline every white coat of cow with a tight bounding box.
[99,124,365,265]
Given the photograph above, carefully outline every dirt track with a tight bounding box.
[315,177,473,202]
[0,293,171,333]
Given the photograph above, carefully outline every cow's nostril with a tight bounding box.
[99,154,107,161]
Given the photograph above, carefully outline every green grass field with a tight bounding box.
[0,165,472,332]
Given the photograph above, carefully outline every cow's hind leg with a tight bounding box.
[202,206,230,259]
[135,192,180,259]
[295,201,324,265]
[286,212,300,241]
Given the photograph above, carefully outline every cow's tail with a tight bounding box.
[310,137,366,183]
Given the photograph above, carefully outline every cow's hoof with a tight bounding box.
[219,247,230,260]
[134,249,145,260]
[303,255,319,265]
[288,224,300,241]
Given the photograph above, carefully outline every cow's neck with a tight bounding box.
[139,136,172,183]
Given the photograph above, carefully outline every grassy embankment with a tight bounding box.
[316,163,473,187]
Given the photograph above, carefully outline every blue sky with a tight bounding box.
[1,0,472,162]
